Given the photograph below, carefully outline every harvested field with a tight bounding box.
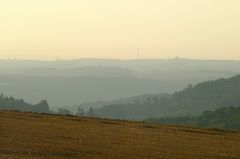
[1,111,240,159]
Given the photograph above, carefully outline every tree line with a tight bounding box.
[0,93,50,113]
[145,106,240,130]
[0,93,98,118]
[57,107,96,117]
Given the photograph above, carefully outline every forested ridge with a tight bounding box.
[95,74,240,120]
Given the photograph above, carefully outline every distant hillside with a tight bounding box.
[95,74,240,120]
[0,74,166,108]
[145,106,240,130]
[0,94,50,113]
[0,58,239,108]
[23,66,138,77]
[63,93,170,113]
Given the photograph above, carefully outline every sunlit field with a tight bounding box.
[1,111,240,159]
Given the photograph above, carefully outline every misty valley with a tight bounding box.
[1,59,240,129]
[2,59,240,159]
[1,59,240,159]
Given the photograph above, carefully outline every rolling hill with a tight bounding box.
[95,74,240,120]
[1,111,240,159]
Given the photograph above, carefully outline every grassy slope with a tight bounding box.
[1,111,240,159]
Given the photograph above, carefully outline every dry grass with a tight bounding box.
[1,111,240,159]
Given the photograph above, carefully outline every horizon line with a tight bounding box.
[1,57,240,62]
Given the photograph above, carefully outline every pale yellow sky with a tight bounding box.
[1,0,240,60]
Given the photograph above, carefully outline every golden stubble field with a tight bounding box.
[1,111,240,159]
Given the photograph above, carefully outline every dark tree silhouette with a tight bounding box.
[0,93,50,113]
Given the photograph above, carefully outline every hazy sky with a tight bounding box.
[1,0,240,60]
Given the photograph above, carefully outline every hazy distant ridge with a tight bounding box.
[95,74,240,120]
[0,58,239,109]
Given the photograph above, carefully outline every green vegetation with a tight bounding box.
[0,93,50,113]
[145,106,240,130]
